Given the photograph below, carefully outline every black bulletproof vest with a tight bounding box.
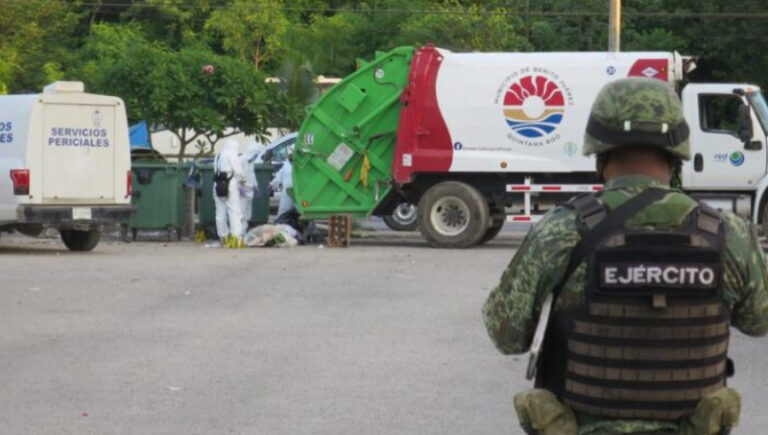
[536,189,730,421]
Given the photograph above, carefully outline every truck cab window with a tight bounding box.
[748,91,768,134]
[273,145,287,162]
[700,94,741,135]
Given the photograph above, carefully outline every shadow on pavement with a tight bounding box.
[0,243,70,255]
[351,233,524,250]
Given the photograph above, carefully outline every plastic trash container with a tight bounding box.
[250,164,273,226]
[127,162,190,240]
[195,163,217,238]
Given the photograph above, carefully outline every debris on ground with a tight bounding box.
[244,225,298,248]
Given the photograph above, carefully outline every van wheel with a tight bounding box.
[60,229,101,252]
[418,181,489,248]
[383,202,418,231]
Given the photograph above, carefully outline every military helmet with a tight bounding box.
[583,77,690,160]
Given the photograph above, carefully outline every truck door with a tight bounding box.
[682,85,767,189]
[42,103,117,202]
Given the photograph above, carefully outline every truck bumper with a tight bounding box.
[17,205,136,225]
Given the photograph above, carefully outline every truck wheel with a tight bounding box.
[477,217,505,245]
[418,181,490,248]
[383,202,418,231]
[60,229,101,252]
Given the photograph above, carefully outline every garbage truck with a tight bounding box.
[0,81,134,251]
[292,46,768,248]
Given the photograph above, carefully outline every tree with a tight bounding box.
[283,11,362,77]
[276,56,319,130]
[205,0,289,70]
[122,0,224,49]
[395,2,528,52]
[0,0,80,93]
[83,26,289,158]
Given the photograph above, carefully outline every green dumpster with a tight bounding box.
[196,163,217,238]
[250,164,273,226]
[127,162,190,240]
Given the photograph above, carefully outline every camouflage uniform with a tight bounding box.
[483,78,768,434]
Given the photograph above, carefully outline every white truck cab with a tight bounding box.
[0,81,134,251]
[680,84,768,221]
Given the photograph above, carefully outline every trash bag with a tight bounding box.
[274,209,324,245]
[244,224,298,248]
[275,209,301,231]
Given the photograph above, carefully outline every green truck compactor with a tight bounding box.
[292,46,414,220]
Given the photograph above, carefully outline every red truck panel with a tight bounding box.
[628,58,670,82]
[393,46,453,184]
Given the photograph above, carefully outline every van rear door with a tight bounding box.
[42,103,116,202]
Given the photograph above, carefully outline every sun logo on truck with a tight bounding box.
[503,75,565,138]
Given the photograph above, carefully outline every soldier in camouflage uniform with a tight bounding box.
[483,77,768,434]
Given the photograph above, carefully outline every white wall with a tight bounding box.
[150,127,289,157]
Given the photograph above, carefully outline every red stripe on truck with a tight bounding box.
[393,46,454,183]
[628,58,670,82]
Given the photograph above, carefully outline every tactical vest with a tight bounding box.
[537,189,730,421]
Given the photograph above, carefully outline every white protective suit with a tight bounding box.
[239,142,265,230]
[269,158,295,218]
[214,139,245,240]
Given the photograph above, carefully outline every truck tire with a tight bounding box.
[477,217,505,245]
[383,202,418,231]
[60,229,101,252]
[418,181,490,248]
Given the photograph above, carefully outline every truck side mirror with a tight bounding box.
[738,104,754,144]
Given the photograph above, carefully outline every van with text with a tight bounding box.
[0,81,134,251]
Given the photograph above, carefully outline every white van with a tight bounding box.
[0,81,134,251]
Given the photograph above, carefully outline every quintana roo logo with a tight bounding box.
[503,75,565,138]
[730,151,745,167]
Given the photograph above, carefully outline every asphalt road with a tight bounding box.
[0,231,766,434]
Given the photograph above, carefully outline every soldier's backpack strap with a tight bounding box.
[553,188,670,301]
[566,193,608,231]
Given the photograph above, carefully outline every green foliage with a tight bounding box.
[84,26,286,158]
[122,0,222,48]
[283,12,362,76]
[3,0,768,135]
[205,0,289,70]
[0,0,80,92]
[396,1,528,51]
[624,29,687,52]
[276,56,319,130]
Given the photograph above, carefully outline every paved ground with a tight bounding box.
[0,230,766,434]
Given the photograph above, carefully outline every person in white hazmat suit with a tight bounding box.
[213,139,246,248]
[239,142,265,232]
[269,151,296,219]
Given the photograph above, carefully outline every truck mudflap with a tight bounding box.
[17,205,135,225]
[292,46,414,219]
